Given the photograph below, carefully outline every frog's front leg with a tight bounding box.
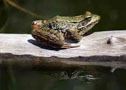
[32,28,79,48]
[66,28,82,42]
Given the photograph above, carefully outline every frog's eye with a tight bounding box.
[84,16,92,21]
[86,15,92,18]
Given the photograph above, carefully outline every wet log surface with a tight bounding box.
[0,30,126,70]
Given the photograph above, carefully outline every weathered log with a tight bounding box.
[0,30,126,70]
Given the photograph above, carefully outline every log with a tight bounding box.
[0,30,126,70]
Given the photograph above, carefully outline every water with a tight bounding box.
[0,66,126,90]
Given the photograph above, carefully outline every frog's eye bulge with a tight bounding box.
[85,11,92,16]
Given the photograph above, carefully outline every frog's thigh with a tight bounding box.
[32,29,65,48]
[67,29,82,41]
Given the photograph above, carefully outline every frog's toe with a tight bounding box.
[62,42,80,48]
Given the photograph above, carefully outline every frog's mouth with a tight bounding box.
[77,21,99,33]
[77,15,100,31]
[83,20,99,30]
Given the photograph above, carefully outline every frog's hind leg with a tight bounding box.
[32,28,79,48]
[32,28,64,48]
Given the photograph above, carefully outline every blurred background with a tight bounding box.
[1,0,126,90]
[0,0,126,34]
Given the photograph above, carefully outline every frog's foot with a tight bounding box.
[31,28,79,49]
[62,42,79,48]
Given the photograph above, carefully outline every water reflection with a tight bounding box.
[1,65,126,90]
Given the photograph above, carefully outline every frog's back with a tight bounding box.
[48,15,85,32]
[49,15,85,23]
[48,21,77,32]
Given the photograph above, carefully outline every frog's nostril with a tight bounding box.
[94,15,100,20]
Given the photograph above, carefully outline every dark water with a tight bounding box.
[0,0,126,90]
[1,66,126,90]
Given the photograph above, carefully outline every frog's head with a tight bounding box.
[78,11,100,31]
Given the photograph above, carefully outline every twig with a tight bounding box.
[5,0,45,19]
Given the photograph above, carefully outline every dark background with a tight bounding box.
[0,0,126,34]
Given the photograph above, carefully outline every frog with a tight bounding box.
[31,11,100,48]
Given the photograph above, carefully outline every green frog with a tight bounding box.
[31,11,100,48]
